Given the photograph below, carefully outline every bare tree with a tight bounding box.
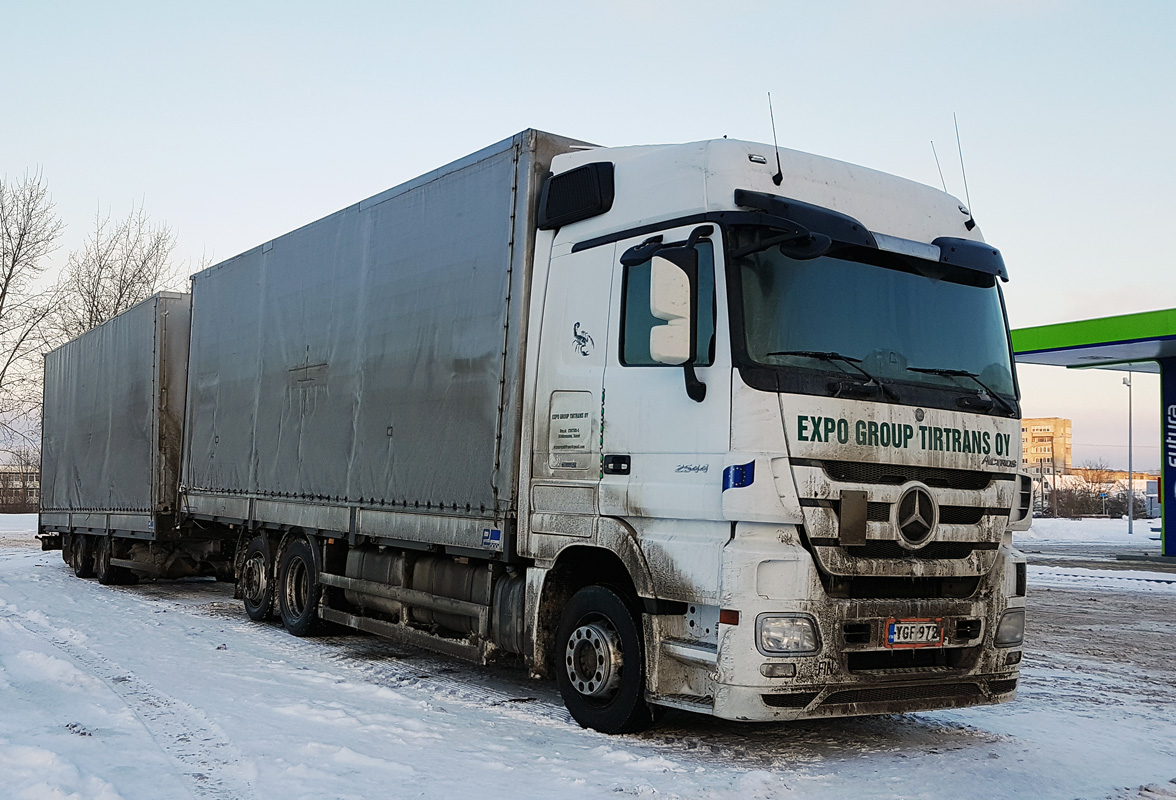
[0,171,64,456]
[54,203,179,340]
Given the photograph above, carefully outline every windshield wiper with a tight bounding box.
[906,366,1017,416]
[766,350,899,402]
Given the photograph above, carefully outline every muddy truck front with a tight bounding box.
[526,138,1030,728]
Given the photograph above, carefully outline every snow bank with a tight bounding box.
[0,513,36,532]
[1015,516,1161,546]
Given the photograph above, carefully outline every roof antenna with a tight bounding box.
[954,112,977,231]
[930,140,948,193]
[768,92,783,186]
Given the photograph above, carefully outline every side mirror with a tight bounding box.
[648,249,697,366]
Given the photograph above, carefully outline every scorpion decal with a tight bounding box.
[572,322,594,357]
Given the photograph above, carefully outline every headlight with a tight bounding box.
[756,615,820,655]
[995,609,1025,647]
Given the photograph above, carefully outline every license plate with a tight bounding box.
[886,618,944,648]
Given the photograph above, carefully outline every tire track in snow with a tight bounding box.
[1036,570,1176,586]
[2,611,255,800]
[28,558,1012,775]
[187,599,1006,769]
[194,599,577,727]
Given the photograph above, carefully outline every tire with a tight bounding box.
[71,535,96,579]
[95,537,137,586]
[277,537,321,636]
[241,535,274,621]
[555,585,654,734]
[96,536,115,585]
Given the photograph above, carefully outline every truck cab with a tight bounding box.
[524,139,1029,729]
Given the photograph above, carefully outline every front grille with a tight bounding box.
[988,678,1018,695]
[841,541,978,560]
[848,647,978,672]
[939,506,988,525]
[822,574,981,600]
[823,682,982,706]
[810,459,1001,490]
[762,691,819,709]
[821,501,992,527]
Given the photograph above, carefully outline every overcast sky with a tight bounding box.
[6,1,1173,470]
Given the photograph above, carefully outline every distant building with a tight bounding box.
[0,464,39,512]
[1021,417,1072,472]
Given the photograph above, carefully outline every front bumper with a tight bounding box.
[677,523,1026,722]
[713,671,1018,721]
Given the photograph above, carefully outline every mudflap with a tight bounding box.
[36,533,62,552]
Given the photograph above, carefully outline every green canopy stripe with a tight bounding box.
[1011,308,1176,354]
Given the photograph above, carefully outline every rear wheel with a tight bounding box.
[95,536,137,585]
[555,585,654,734]
[241,535,274,621]
[71,535,96,579]
[96,536,115,584]
[278,538,321,636]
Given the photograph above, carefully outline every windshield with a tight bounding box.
[730,227,1017,403]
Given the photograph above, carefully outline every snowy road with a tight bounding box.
[1,521,1175,799]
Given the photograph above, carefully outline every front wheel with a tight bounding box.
[277,537,321,636]
[555,585,654,734]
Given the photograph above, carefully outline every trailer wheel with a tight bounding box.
[241,535,274,621]
[278,537,321,636]
[555,585,654,734]
[96,537,115,585]
[95,537,136,586]
[71,535,96,579]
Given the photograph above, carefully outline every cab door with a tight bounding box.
[600,224,731,524]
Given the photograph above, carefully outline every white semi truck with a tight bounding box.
[40,129,1030,733]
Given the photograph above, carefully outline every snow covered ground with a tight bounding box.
[1,514,1174,800]
[1016,516,1164,546]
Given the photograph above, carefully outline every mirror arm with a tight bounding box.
[683,364,706,402]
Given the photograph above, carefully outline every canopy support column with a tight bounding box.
[1161,358,1176,557]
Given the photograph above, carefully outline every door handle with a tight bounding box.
[603,455,631,475]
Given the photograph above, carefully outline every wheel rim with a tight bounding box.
[565,618,623,700]
[285,556,310,617]
[242,554,268,606]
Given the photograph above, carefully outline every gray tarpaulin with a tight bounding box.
[41,293,191,513]
[183,130,586,519]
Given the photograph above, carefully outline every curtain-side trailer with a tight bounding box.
[41,129,1031,733]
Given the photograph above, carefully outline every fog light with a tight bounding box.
[995,609,1024,647]
[1004,650,1022,666]
[756,615,820,656]
[760,662,797,678]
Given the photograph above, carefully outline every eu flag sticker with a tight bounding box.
[481,528,503,551]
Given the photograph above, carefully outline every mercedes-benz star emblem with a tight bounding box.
[896,485,937,545]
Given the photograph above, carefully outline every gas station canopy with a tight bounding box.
[1012,308,1176,373]
[1011,307,1176,557]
